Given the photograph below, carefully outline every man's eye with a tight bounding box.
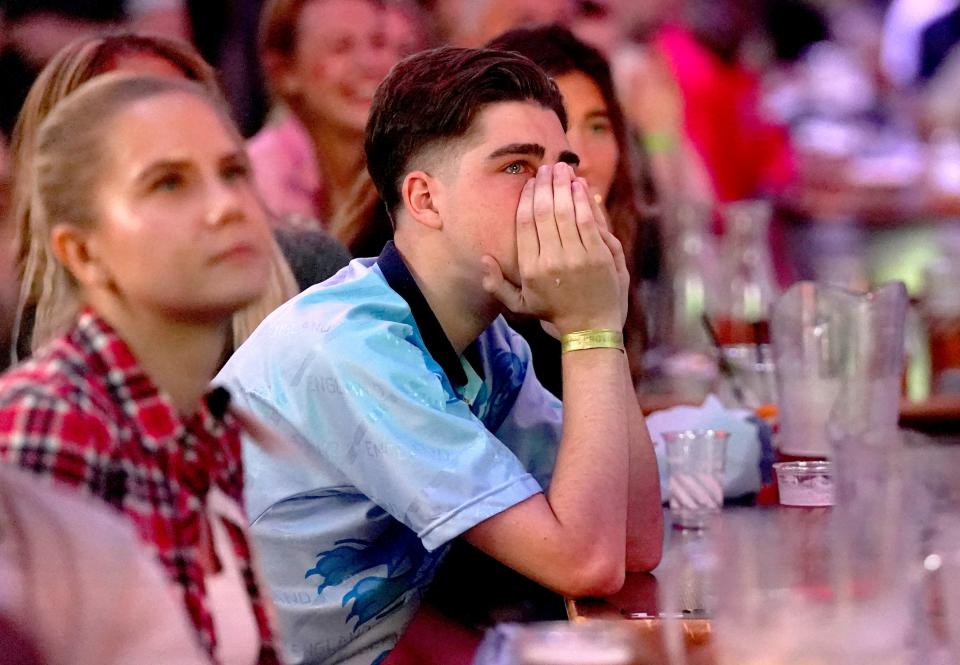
[504,162,527,175]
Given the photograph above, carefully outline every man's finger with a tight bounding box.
[601,228,629,280]
[553,162,582,250]
[532,164,562,255]
[481,255,525,312]
[581,177,612,234]
[516,178,539,269]
[572,179,608,255]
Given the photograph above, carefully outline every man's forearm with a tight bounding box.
[623,363,664,571]
[547,346,632,570]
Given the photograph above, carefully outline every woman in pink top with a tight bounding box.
[251,0,396,226]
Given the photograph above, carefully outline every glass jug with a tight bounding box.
[713,200,779,345]
[771,281,908,459]
[665,202,719,353]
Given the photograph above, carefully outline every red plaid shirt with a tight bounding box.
[0,309,280,664]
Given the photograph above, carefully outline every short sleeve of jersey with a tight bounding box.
[219,282,546,552]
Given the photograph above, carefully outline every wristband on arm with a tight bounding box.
[560,329,625,354]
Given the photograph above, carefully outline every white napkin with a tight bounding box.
[645,395,762,500]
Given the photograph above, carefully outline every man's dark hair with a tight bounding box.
[364,46,566,218]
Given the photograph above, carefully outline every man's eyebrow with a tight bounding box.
[486,143,545,161]
[559,150,580,167]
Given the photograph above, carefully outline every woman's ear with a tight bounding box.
[50,224,111,288]
[401,170,443,230]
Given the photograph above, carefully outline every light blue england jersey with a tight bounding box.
[216,243,563,665]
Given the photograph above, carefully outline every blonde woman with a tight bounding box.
[8,33,298,363]
[0,74,281,664]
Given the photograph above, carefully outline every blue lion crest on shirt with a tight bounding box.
[304,518,441,631]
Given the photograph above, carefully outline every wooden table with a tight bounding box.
[567,570,715,665]
[565,509,785,665]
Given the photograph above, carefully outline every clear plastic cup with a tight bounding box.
[774,460,835,507]
[664,430,729,529]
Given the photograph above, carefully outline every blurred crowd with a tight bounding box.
[2,1,960,663]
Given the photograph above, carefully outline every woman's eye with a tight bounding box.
[152,173,184,192]
[590,121,612,135]
[222,163,250,182]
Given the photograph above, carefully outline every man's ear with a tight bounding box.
[400,170,443,230]
[50,224,111,289]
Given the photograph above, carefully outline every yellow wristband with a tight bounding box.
[560,329,625,353]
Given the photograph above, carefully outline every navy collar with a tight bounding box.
[377,241,474,388]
